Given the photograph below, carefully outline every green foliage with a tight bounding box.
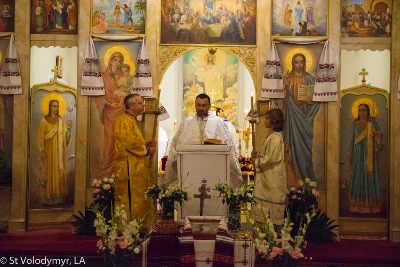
[306,209,338,242]
[71,209,96,235]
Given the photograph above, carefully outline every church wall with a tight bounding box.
[4,0,400,241]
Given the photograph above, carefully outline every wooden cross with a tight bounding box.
[51,66,60,80]
[359,68,369,83]
[193,179,211,216]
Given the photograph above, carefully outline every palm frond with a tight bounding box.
[71,209,96,235]
[306,210,338,242]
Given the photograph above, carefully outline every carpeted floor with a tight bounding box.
[1,226,400,267]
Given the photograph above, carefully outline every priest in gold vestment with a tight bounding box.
[113,94,156,229]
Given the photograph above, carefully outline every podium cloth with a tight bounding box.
[142,233,255,267]
[163,113,242,188]
[175,144,233,219]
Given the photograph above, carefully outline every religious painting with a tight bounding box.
[161,0,257,45]
[181,48,239,126]
[89,41,141,183]
[339,86,389,219]
[341,0,392,37]
[30,0,78,34]
[275,43,326,189]
[91,0,145,35]
[29,82,77,209]
[272,0,328,37]
[0,0,14,32]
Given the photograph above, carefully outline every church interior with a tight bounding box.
[1,0,400,266]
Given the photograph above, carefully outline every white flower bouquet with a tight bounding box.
[93,204,145,267]
[249,209,317,267]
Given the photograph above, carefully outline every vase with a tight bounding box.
[161,197,175,221]
[228,199,241,231]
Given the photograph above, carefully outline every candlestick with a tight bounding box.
[250,94,254,120]
[156,87,161,111]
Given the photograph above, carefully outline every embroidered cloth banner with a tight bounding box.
[80,37,104,96]
[261,41,284,99]
[132,37,153,97]
[313,41,338,102]
[0,34,22,94]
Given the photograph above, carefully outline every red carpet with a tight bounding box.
[1,226,400,266]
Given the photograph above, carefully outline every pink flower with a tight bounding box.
[96,239,103,248]
[118,236,128,249]
[268,250,277,260]
[93,189,100,194]
[291,195,297,199]
[291,250,303,259]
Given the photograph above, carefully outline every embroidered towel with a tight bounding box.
[132,37,153,97]
[313,41,338,101]
[0,35,22,94]
[261,40,284,99]
[80,37,104,95]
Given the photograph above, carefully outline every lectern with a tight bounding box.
[176,144,230,222]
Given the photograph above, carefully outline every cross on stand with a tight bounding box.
[359,68,369,83]
[51,66,60,80]
[193,179,211,216]
[209,89,217,108]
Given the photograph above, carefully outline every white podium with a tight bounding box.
[176,144,230,222]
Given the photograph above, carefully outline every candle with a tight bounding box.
[250,94,254,120]
[244,109,248,129]
[174,120,177,134]
[239,128,242,141]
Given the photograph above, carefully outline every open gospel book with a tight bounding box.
[298,84,315,101]
[204,138,222,145]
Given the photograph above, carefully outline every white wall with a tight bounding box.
[340,49,390,91]
[30,46,78,88]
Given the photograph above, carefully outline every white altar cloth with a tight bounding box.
[177,144,231,222]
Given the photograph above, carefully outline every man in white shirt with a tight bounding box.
[163,93,242,187]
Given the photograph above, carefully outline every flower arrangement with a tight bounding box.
[91,175,116,221]
[144,181,189,221]
[72,175,116,235]
[91,175,115,206]
[93,204,145,267]
[287,178,319,236]
[214,182,257,230]
[249,209,317,267]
